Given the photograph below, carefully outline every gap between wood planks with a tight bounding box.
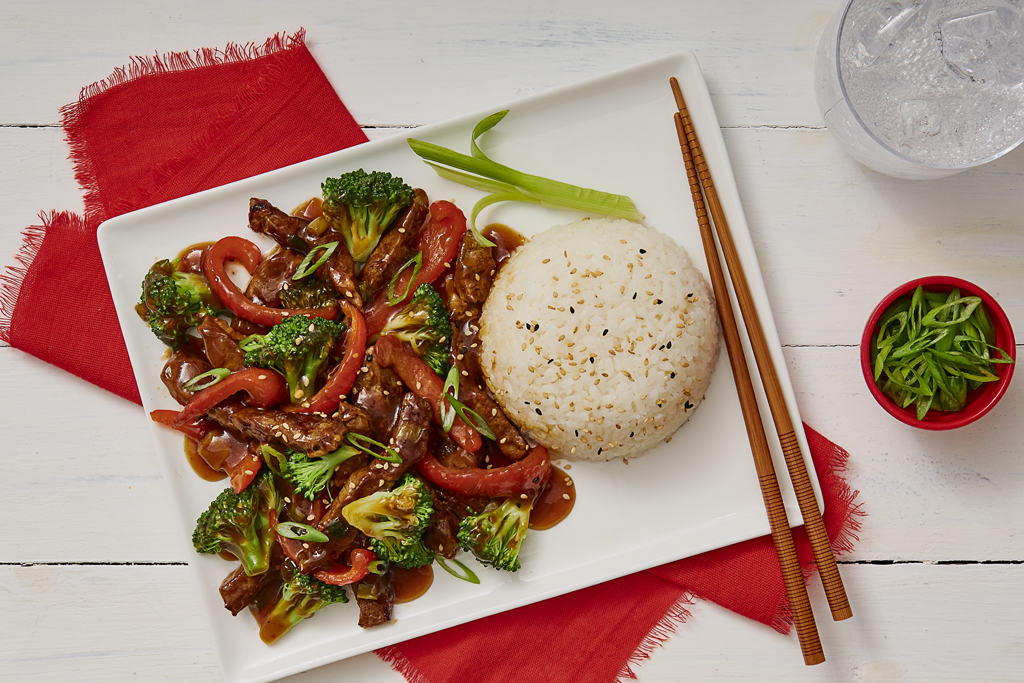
[4,559,1023,567]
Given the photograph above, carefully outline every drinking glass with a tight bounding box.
[814,0,1024,179]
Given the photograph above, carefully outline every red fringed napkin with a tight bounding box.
[0,32,863,682]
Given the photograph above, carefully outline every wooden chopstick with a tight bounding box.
[670,77,853,623]
[673,109,825,666]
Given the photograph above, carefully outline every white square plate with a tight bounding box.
[97,51,819,683]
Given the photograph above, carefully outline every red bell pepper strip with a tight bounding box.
[312,548,376,586]
[216,438,262,493]
[416,445,551,498]
[375,334,481,452]
[285,300,366,414]
[365,200,467,336]
[173,367,289,427]
[151,410,260,492]
[149,409,216,441]
[203,235,338,326]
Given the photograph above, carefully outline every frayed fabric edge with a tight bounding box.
[613,592,695,682]
[0,213,56,343]
[376,645,435,683]
[58,28,307,225]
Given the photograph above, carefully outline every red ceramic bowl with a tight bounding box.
[861,276,1016,430]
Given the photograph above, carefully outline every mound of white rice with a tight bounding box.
[478,218,720,462]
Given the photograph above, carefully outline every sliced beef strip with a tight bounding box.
[452,231,496,304]
[355,570,395,628]
[219,564,276,616]
[423,483,462,559]
[358,188,429,298]
[243,248,303,308]
[458,383,529,461]
[161,349,212,405]
[350,356,406,442]
[450,313,530,461]
[206,402,371,458]
[248,198,309,250]
[318,392,432,530]
[317,238,362,308]
[197,316,247,371]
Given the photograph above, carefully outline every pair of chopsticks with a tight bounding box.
[670,77,852,666]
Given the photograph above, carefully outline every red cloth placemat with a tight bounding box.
[0,32,863,681]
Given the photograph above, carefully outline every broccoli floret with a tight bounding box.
[244,314,345,404]
[278,276,338,310]
[376,284,453,376]
[457,497,532,572]
[321,169,414,262]
[281,445,360,501]
[259,560,349,644]
[192,470,280,576]
[342,473,434,568]
[136,258,220,349]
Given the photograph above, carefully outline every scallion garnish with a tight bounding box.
[293,241,339,280]
[387,252,422,306]
[871,286,1014,419]
[183,367,230,392]
[238,334,265,353]
[441,366,497,440]
[408,110,643,244]
[346,432,402,464]
[367,560,386,575]
[274,521,329,543]
[435,556,480,584]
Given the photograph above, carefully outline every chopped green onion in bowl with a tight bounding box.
[862,277,1016,428]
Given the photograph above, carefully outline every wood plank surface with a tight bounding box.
[2,1,1023,681]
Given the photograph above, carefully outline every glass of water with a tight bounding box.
[814,0,1024,179]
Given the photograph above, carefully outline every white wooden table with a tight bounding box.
[3,2,1023,681]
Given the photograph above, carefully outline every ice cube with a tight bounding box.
[853,0,931,67]
[940,3,1024,86]
[899,99,946,138]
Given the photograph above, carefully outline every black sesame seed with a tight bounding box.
[547,358,554,364]
[685,401,694,410]
[670,372,677,379]
[533,476,540,484]
[597,447,603,455]
[687,293,693,297]
[575,429,579,437]
[667,341,672,349]
[639,249,647,254]
[629,431,635,437]
[632,292,637,300]
[535,408,542,415]
[525,401,531,405]
[589,357,595,364]
[655,299,663,305]
[602,329,609,336]
[659,345,665,350]
[570,306,575,314]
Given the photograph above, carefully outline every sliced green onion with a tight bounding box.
[367,560,386,575]
[260,444,288,474]
[387,252,422,306]
[440,366,459,432]
[346,432,402,464]
[871,285,1014,419]
[238,334,265,353]
[435,556,480,584]
[275,521,329,543]
[408,109,643,242]
[440,366,497,440]
[183,367,230,392]
[293,241,339,280]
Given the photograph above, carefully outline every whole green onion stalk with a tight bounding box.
[408,110,642,245]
